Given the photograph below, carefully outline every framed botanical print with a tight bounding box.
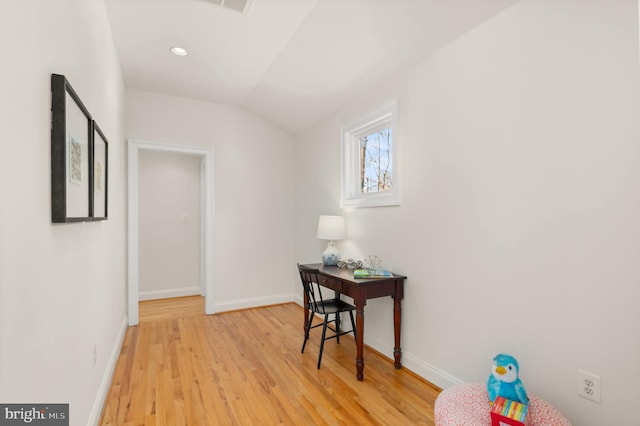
[51,73,93,222]
[92,121,108,220]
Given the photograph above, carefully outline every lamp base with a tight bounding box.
[322,241,339,266]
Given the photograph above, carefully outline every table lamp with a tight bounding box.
[317,215,346,266]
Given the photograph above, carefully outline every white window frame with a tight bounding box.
[341,101,399,208]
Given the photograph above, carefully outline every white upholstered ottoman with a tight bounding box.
[435,383,571,426]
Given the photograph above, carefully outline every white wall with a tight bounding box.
[0,1,127,425]
[126,89,295,311]
[139,150,202,300]
[294,1,640,425]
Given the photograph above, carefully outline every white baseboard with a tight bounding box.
[139,286,201,301]
[364,333,462,389]
[292,294,304,307]
[400,351,463,389]
[215,293,295,313]
[87,315,128,426]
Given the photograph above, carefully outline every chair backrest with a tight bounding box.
[297,264,327,314]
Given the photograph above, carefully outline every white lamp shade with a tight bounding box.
[317,215,346,240]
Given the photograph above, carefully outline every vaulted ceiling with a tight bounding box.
[104,0,518,134]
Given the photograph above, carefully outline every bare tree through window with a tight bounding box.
[359,127,392,193]
[341,101,398,207]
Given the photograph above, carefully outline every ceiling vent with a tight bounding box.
[207,0,253,15]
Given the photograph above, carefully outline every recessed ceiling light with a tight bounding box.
[170,46,188,56]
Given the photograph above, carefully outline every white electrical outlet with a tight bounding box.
[578,370,601,403]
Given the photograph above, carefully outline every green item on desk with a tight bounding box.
[354,269,393,278]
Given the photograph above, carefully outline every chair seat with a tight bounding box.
[313,298,356,315]
[435,383,571,426]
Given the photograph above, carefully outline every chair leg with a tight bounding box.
[348,310,357,340]
[301,310,313,353]
[317,314,329,369]
[336,312,341,344]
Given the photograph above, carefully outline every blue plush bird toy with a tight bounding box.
[487,354,529,405]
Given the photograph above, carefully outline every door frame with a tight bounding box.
[127,140,214,325]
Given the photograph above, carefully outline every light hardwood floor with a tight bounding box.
[100,296,440,425]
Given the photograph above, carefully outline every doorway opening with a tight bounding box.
[127,140,214,326]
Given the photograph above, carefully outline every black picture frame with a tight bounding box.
[92,121,108,220]
[51,74,93,222]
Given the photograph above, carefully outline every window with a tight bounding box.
[341,101,399,207]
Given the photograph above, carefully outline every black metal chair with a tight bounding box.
[298,264,357,369]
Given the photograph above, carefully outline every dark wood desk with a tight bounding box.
[300,263,406,381]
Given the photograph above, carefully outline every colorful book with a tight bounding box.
[490,396,528,426]
[354,269,393,278]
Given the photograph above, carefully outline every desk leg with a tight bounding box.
[303,292,309,333]
[355,302,365,381]
[393,295,402,369]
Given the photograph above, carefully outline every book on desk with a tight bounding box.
[353,269,393,279]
